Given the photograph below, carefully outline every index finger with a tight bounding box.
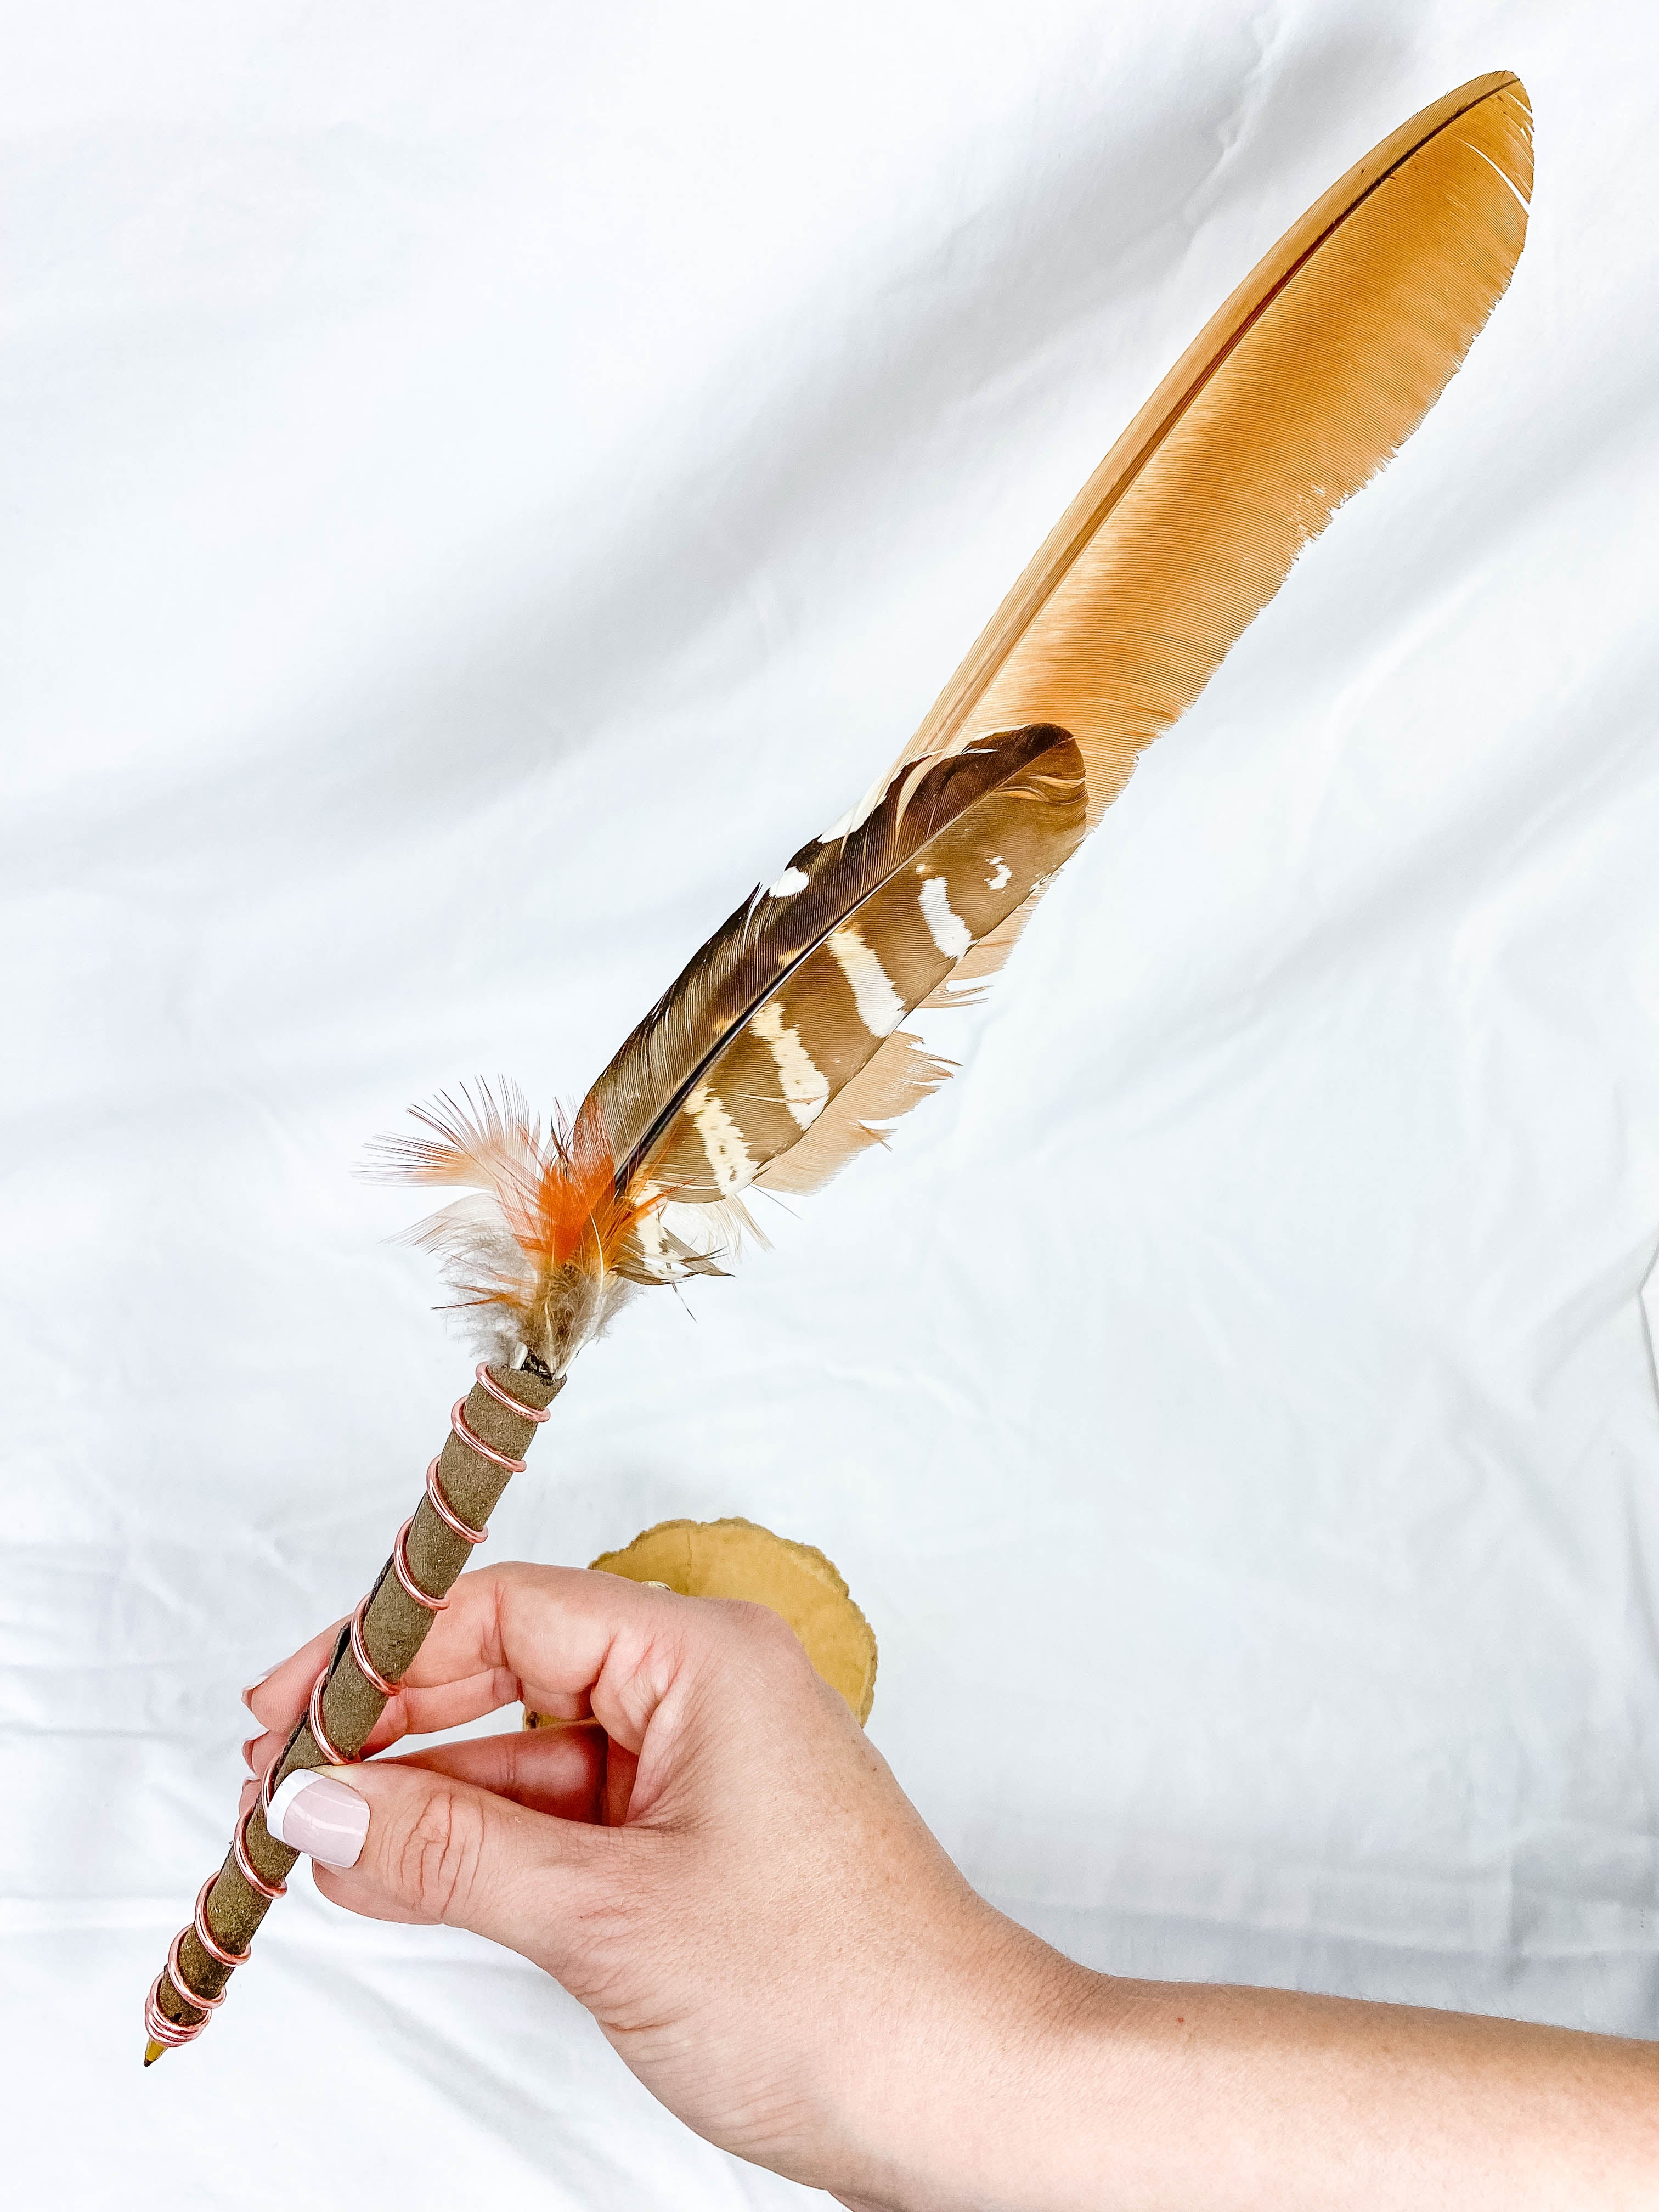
[243,1559,691,1760]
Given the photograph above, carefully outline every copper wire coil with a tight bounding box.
[148,1368,545,2051]
[349,1594,399,1697]
[475,1362,552,1423]
[164,1924,224,2018]
[193,1876,251,1970]
[450,1396,527,1474]
[234,1804,287,1899]
[307,1670,354,1767]
[145,1970,207,2048]
[425,1456,488,1544]
[392,1514,449,1611]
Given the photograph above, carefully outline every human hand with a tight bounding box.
[242,1561,1064,2207]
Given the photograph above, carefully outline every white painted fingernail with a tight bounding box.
[267,1770,369,1867]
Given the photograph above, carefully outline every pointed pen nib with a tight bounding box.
[144,2040,166,2067]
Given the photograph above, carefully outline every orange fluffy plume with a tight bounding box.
[368,1082,659,1368]
[375,1082,645,1266]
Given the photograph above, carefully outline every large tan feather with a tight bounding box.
[892,71,1531,823]
[770,71,1535,1195]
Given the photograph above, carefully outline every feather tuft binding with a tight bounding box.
[368,1083,661,1374]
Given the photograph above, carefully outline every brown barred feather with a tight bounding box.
[591,725,1086,1232]
[751,1029,957,1199]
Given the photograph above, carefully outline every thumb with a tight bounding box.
[267,1757,623,1968]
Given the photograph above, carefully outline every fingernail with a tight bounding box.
[241,1667,274,1713]
[241,1736,258,1768]
[266,1770,369,1868]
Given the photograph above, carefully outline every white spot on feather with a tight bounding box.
[633,1204,671,1270]
[641,1194,685,1283]
[687,1083,754,1194]
[918,876,972,959]
[827,925,904,1037]
[751,1001,831,1127]
[769,866,810,897]
[985,855,1011,891]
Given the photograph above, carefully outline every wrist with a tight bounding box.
[828,1897,1119,2212]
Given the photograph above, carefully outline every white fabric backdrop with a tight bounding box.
[5,3,1659,2204]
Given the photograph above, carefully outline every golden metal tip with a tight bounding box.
[144,2040,166,2067]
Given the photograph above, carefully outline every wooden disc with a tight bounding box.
[550,1516,876,1723]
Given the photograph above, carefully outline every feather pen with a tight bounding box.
[143,69,1532,2059]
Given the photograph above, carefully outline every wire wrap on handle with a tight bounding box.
[349,1595,398,1696]
[145,1921,228,2049]
[146,1360,556,2050]
[145,1972,205,2049]
[307,1668,356,1769]
[475,1361,552,1423]
[234,1804,287,1900]
[392,1515,449,1610]
[193,1876,251,1970]
[449,1395,527,1474]
[425,1456,489,1543]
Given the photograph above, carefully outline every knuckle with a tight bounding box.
[708,1597,817,1693]
[389,1785,488,1923]
[720,1596,789,1645]
[733,1600,809,1671]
